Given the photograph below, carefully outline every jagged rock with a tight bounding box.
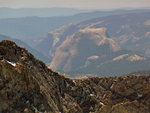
[0,40,150,113]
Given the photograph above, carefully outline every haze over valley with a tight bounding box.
[0,8,150,76]
[0,0,150,112]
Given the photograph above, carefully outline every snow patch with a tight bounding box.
[100,102,104,105]
[90,94,94,96]
[137,93,143,98]
[2,59,17,67]
[6,61,16,67]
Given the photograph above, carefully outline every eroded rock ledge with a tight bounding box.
[0,40,150,113]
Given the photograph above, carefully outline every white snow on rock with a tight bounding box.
[1,59,17,67]
[90,94,95,96]
[137,93,143,98]
[6,60,16,67]
[100,102,104,105]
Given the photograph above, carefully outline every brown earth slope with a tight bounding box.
[37,12,150,59]
[49,27,150,76]
[49,27,121,71]
[0,40,150,113]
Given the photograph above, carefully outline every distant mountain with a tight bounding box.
[1,8,149,19]
[49,27,121,71]
[0,8,87,19]
[1,8,150,47]
[38,11,150,60]
[130,70,150,75]
[78,12,150,57]
[36,24,80,58]
[1,40,150,113]
[49,28,150,76]
[0,34,50,63]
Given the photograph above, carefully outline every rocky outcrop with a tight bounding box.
[0,34,50,63]
[0,40,150,113]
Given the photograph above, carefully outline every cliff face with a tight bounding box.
[0,40,150,113]
[49,27,150,76]
[36,24,79,59]
[49,27,121,72]
[36,12,150,61]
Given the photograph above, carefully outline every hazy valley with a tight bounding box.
[0,7,150,113]
[33,11,150,76]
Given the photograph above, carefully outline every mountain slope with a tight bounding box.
[49,28,150,76]
[0,34,50,63]
[38,11,150,59]
[36,24,79,58]
[1,8,150,19]
[78,11,150,56]
[1,9,150,47]
[49,27,121,71]
[0,40,150,113]
[0,8,85,19]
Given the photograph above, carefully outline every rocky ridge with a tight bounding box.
[0,40,150,113]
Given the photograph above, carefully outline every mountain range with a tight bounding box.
[1,9,150,76]
[0,8,87,19]
[29,11,150,76]
[0,40,150,113]
[79,12,150,57]
[1,7,150,113]
[49,27,150,76]
[38,11,150,57]
[0,8,150,47]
